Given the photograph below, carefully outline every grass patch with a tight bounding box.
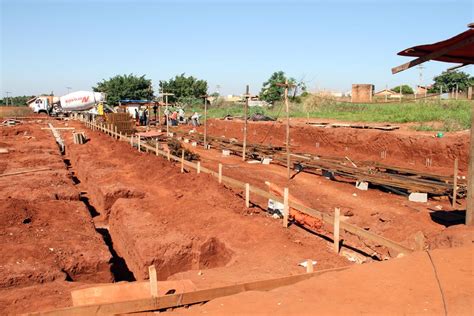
[185,99,472,132]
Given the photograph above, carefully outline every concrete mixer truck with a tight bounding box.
[28,91,106,115]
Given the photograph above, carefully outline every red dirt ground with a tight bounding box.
[1,117,472,314]
[63,121,350,286]
[175,245,473,316]
[0,121,112,314]
[159,120,473,257]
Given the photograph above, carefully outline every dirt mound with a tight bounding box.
[0,199,112,288]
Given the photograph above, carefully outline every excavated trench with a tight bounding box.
[62,147,233,283]
[61,155,135,282]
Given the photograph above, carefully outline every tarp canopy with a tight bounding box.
[392,26,474,74]
[397,29,474,64]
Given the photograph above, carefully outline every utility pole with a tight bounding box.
[242,85,250,161]
[5,92,11,106]
[277,80,295,180]
[467,103,474,225]
[161,92,174,136]
[200,94,209,149]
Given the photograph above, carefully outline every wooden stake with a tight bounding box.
[167,150,170,161]
[148,265,158,298]
[242,85,249,161]
[285,81,291,180]
[155,142,159,156]
[306,259,313,273]
[245,183,250,208]
[467,101,474,225]
[283,187,289,227]
[452,158,458,207]
[204,95,208,149]
[218,163,222,183]
[197,161,201,174]
[119,131,122,140]
[138,136,141,152]
[181,149,185,173]
[334,207,341,253]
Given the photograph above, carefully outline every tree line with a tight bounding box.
[3,70,472,106]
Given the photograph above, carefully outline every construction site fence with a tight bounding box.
[77,115,414,256]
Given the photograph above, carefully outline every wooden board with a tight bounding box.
[71,280,196,306]
[28,267,349,315]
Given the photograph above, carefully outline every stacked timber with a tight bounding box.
[105,113,135,135]
[171,130,465,197]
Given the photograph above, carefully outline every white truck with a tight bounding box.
[29,91,106,115]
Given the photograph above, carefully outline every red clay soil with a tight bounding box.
[193,119,469,173]
[0,121,113,314]
[63,121,350,288]
[167,120,473,257]
[176,245,473,316]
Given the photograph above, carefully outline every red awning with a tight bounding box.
[397,29,474,64]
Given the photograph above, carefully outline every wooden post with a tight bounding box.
[119,131,122,140]
[161,93,174,137]
[275,80,293,180]
[285,82,291,180]
[137,136,141,152]
[130,135,133,147]
[283,187,289,227]
[155,142,159,156]
[306,259,313,273]
[115,126,118,139]
[399,84,402,103]
[167,150,170,161]
[204,95,208,149]
[197,161,201,174]
[334,207,341,253]
[452,158,458,208]
[245,183,250,208]
[148,265,158,298]
[218,163,222,184]
[242,85,249,161]
[181,149,185,173]
[466,103,474,225]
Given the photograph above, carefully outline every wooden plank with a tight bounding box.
[30,267,349,315]
[0,167,52,178]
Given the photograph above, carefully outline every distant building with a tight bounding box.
[351,84,374,103]
[416,85,431,95]
[374,89,397,97]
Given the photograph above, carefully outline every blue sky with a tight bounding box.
[1,0,473,97]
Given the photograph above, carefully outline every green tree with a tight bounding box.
[259,71,287,103]
[93,74,153,106]
[428,71,474,93]
[0,95,35,106]
[391,84,414,94]
[159,74,208,104]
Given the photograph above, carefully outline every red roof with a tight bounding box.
[397,29,474,64]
